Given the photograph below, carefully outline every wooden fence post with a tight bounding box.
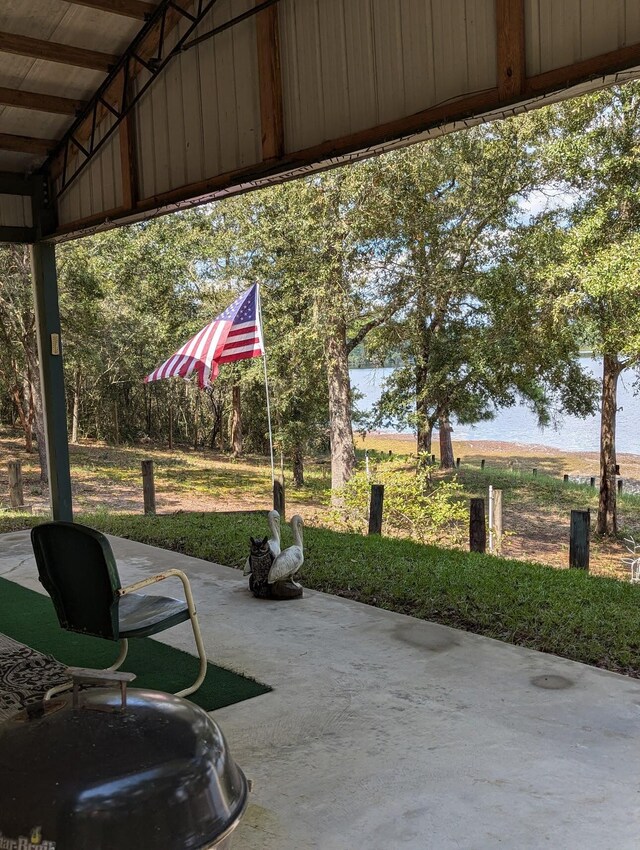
[532,468,537,476]
[490,489,503,554]
[456,457,460,468]
[481,459,485,469]
[563,474,569,483]
[469,498,486,553]
[569,510,590,570]
[141,459,156,515]
[617,479,623,494]
[8,460,24,509]
[273,479,285,519]
[368,484,385,535]
[590,477,595,488]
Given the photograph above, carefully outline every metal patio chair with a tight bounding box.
[30,521,207,697]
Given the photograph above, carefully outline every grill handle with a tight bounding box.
[68,667,137,710]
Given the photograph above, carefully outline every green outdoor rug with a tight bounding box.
[0,576,270,712]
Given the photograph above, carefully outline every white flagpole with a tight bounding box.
[258,284,275,486]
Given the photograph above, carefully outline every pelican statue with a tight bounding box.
[244,510,281,575]
[268,515,304,586]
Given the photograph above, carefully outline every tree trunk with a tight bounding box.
[597,353,621,535]
[292,443,304,487]
[145,385,152,436]
[414,281,439,457]
[438,414,455,469]
[230,383,243,457]
[325,316,355,491]
[10,382,33,453]
[193,390,200,450]
[24,346,47,483]
[416,372,432,454]
[71,368,80,444]
[113,400,119,444]
[218,405,225,452]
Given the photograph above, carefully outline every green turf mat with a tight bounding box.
[0,576,270,711]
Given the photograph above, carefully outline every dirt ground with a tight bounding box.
[358,433,640,580]
[1,428,638,581]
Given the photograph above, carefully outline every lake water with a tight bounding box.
[350,356,640,454]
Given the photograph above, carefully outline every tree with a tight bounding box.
[543,83,640,534]
[357,117,595,463]
[55,210,221,447]
[0,245,48,480]
[218,174,393,491]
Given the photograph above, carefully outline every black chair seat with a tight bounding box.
[31,522,208,697]
[118,592,190,638]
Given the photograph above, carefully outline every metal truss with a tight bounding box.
[46,0,221,197]
[46,0,283,199]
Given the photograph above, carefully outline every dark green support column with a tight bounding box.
[30,241,73,521]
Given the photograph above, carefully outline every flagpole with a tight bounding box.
[258,284,275,486]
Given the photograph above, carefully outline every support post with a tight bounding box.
[617,479,623,494]
[141,459,156,514]
[368,484,384,535]
[496,0,525,101]
[481,459,485,469]
[255,0,284,160]
[8,460,24,508]
[490,488,503,554]
[569,510,590,570]
[563,474,569,483]
[273,479,285,519]
[469,498,486,553]
[456,457,460,468]
[30,241,73,521]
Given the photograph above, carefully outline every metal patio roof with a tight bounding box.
[3,0,640,243]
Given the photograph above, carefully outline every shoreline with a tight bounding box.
[357,432,640,478]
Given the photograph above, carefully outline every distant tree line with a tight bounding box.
[1,82,640,532]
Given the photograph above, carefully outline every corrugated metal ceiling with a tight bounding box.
[3,0,640,241]
[0,0,152,174]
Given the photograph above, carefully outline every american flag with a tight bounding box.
[145,284,265,388]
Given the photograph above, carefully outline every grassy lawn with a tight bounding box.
[3,510,640,678]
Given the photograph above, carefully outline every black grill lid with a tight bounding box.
[0,681,248,850]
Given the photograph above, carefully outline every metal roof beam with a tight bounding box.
[49,0,199,182]
[0,32,118,72]
[48,0,221,189]
[0,133,57,156]
[0,226,35,243]
[0,86,85,116]
[525,41,640,95]
[63,0,158,19]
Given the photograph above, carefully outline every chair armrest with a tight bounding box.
[118,569,198,615]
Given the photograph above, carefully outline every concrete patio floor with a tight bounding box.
[1,530,640,849]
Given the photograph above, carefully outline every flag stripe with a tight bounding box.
[217,350,263,364]
[223,336,260,351]
[219,342,262,356]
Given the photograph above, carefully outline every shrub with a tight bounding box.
[329,462,467,544]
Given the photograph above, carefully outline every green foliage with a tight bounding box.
[354,115,596,446]
[540,83,640,365]
[329,462,467,544]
